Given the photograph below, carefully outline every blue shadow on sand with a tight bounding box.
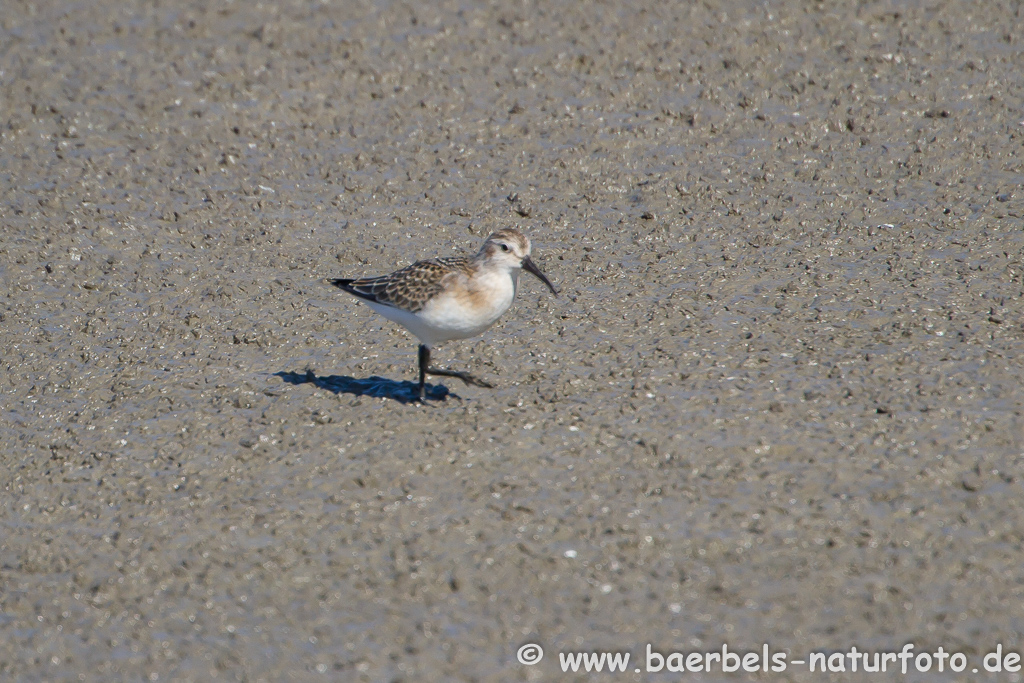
[274,370,454,403]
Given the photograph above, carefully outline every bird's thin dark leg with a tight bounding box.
[425,350,494,389]
[418,344,429,401]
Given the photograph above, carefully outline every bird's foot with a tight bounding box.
[426,367,494,388]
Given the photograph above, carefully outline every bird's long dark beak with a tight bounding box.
[522,256,559,296]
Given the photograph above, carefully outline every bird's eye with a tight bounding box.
[500,244,510,252]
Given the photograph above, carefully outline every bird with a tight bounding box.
[329,228,558,401]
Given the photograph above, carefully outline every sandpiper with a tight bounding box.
[330,228,558,401]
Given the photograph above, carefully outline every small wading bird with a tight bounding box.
[330,228,558,401]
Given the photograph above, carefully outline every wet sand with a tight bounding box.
[2,0,1023,680]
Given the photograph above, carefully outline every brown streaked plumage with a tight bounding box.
[337,257,473,313]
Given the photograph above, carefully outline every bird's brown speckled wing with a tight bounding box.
[330,257,470,313]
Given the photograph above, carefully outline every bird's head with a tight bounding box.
[479,228,558,295]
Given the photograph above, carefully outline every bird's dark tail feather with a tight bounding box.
[329,278,381,304]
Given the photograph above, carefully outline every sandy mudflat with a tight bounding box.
[2,0,1023,680]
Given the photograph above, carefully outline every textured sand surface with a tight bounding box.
[2,0,1023,680]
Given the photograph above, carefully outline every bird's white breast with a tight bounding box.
[413,267,519,344]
